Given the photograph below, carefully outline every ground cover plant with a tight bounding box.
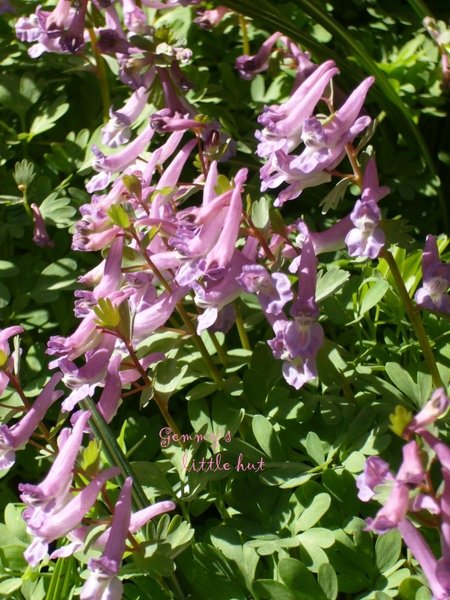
[0,0,449,598]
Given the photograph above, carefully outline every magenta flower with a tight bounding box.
[267,237,324,389]
[24,467,120,566]
[345,158,389,259]
[237,264,293,316]
[102,85,152,148]
[256,60,339,158]
[51,498,176,559]
[0,325,24,395]
[356,456,392,502]
[19,410,91,516]
[0,373,63,470]
[235,32,282,80]
[80,477,132,600]
[415,235,450,314]
[31,203,54,248]
[403,388,449,437]
[194,7,230,29]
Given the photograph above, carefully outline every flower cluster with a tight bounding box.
[358,389,450,599]
[7,5,450,600]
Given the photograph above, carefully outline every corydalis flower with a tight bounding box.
[268,237,324,389]
[31,203,54,248]
[256,60,338,159]
[415,235,450,314]
[19,410,91,516]
[403,388,449,438]
[235,32,282,80]
[264,77,375,206]
[24,467,120,566]
[0,325,24,395]
[345,158,389,259]
[0,373,63,470]
[237,264,293,315]
[80,477,132,600]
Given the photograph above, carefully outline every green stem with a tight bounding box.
[234,301,251,351]
[88,28,110,123]
[22,188,32,219]
[81,397,150,513]
[380,248,444,388]
[239,14,250,56]
[209,331,228,366]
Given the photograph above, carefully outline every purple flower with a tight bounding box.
[0,373,63,470]
[45,0,72,38]
[256,60,339,158]
[24,467,120,566]
[403,388,449,437]
[151,109,205,134]
[289,77,374,174]
[356,456,392,502]
[31,203,54,248]
[237,264,293,315]
[0,326,24,395]
[51,498,176,559]
[122,0,147,34]
[194,7,230,29]
[235,32,282,80]
[258,75,375,206]
[80,477,132,600]
[415,235,450,313]
[59,0,88,53]
[398,519,448,600]
[102,85,152,148]
[345,158,389,259]
[267,237,324,389]
[366,481,410,534]
[19,410,91,516]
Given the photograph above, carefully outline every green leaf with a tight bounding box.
[252,415,284,459]
[359,279,390,315]
[385,362,419,404]
[32,258,78,302]
[305,431,325,465]
[318,563,338,600]
[279,558,327,599]
[0,578,22,596]
[316,269,350,303]
[319,178,350,214]
[39,194,76,228]
[154,358,188,396]
[108,204,131,228]
[253,580,297,600]
[296,493,331,533]
[251,197,270,229]
[29,96,69,138]
[45,556,75,600]
[0,261,20,278]
[80,439,101,476]
[375,529,402,572]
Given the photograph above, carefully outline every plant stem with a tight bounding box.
[209,332,228,366]
[234,301,251,351]
[380,248,444,388]
[81,397,150,512]
[345,142,362,186]
[238,14,250,56]
[87,28,110,123]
